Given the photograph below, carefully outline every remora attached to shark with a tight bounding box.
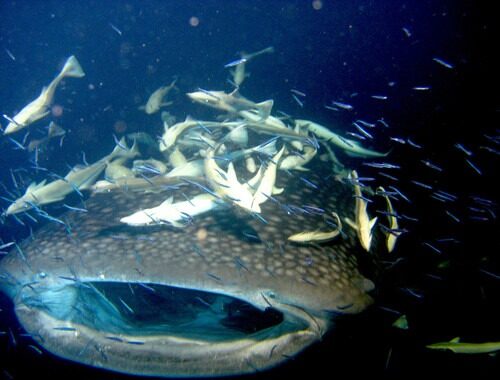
[0,160,374,377]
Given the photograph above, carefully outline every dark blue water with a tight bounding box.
[0,1,498,379]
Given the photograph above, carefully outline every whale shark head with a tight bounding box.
[0,163,374,377]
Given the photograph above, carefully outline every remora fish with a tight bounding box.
[0,161,374,377]
[251,146,285,209]
[295,119,388,158]
[288,212,342,243]
[141,78,177,114]
[204,142,257,213]
[187,89,273,119]
[229,46,274,88]
[159,117,223,152]
[427,337,500,354]
[377,186,400,252]
[6,138,138,215]
[120,193,219,227]
[5,162,106,215]
[345,170,378,252]
[4,55,85,135]
[27,121,66,152]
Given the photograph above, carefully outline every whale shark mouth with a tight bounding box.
[36,281,290,340]
[15,280,321,377]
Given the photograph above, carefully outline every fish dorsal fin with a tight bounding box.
[450,337,461,343]
[26,180,47,193]
[64,165,85,179]
[226,162,238,183]
[111,137,129,156]
[255,99,274,120]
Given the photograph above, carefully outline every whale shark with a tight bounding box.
[0,161,375,377]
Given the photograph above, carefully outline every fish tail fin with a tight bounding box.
[47,121,66,138]
[129,138,140,157]
[255,99,274,120]
[60,56,85,78]
[107,137,140,162]
[168,77,178,91]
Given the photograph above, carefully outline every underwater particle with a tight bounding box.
[51,104,64,117]
[74,123,97,143]
[120,41,133,55]
[113,120,128,134]
[119,58,131,70]
[196,227,208,242]
[312,0,323,10]
[189,16,200,27]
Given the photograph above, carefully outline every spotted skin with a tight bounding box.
[0,160,375,376]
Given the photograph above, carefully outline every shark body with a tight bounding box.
[0,161,374,377]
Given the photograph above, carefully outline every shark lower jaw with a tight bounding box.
[13,281,327,377]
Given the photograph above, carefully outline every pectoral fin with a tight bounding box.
[272,186,284,195]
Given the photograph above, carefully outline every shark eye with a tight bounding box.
[37,271,47,279]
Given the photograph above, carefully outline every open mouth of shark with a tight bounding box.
[12,278,324,376]
[35,281,297,342]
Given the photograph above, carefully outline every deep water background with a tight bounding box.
[0,1,498,379]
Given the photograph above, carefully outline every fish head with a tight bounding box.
[186,90,229,111]
[5,200,26,215]
[5,196,34,215]
[0,160,376,377]
[144,103,156,114]
[4,121,23,135]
